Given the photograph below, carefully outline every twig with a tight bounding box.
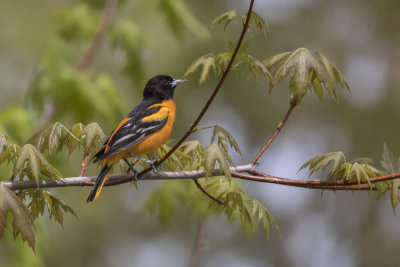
[79,155,88,176]
[139,0,256,176]
[188,219,208,267]
[252,100,297,165]
[76,0,118,72]
[193,179,224,205]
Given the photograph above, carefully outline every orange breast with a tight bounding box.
[130,99,176,155]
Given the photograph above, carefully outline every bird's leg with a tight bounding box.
[129,153,158,174]
[123,158,138,181]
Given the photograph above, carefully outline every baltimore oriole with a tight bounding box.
[87,75,185,202]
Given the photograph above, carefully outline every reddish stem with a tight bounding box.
[79,155,88,177]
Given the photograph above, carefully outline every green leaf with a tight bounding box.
[59,122,84,155]
[299,151,346,177]
[27,122,65,153]
[159,0,209,39]
[246,199,278,238]
[391,179,400,214]
[203,144,231,181]
[210,10,238,30]
[109,19,146,88]
[380,143,399,174]
[55,3,98,40]
[143,180,189,225]
[263,48,350,103]
[211,125,242,157]
[42,191,77,226]
[378,144,400,213]
[78,122,105,156]
[0,144,19,166]
[247,57,273,80]
[246,11,268,36]
[0,135,7,158]
[13,144,62,185]
[184,54,217,85]
[0,184,35,251]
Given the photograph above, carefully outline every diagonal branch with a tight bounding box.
[252,100,297,165]
[139,0,255,177]
[76,0,118,72]
[193,179,224,205]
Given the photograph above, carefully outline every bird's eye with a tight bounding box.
[161,79,168,84]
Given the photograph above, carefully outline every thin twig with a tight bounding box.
[193,179,224,205]
[76,0,118,72]
[252,100,297,165]
[188,219,208,267]
[139,0,255,177]
[79,155,88,176]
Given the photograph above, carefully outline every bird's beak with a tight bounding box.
[172,79,187,87]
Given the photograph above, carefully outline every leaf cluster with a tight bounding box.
[263,48,350,103]
[299,151,380,186]
[0,121,106,250]
[144,125,277,236]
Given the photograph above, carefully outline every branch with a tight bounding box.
[193,179,224,205]
[141,0,255,176]
[2,163,400,192]
[252,100,297,164]
[232,169,400,190]
[76,0,118,72]
[188,219,208,267]
[2,165,254,190]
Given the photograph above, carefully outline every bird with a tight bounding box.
[87,75,185,202]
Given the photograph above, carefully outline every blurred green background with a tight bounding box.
[0,0,399,266]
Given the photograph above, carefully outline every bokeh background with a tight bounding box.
[0,0,399,266]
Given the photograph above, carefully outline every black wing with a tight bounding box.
[94,98,168,161]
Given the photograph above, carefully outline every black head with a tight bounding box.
[143,75,184,100]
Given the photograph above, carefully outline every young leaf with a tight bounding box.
[380,143,399,174]
[246,11,268,36]
[59,122,84,155]
[210,10,238,30]
[143,180,189,225]
[211,125,242,157]
[246,199,278,238]
[184,54,217,85]
[0,144,19,166]
[203,144,231,181]
[263,48,350,103]
[224,192,251,223]
[159,0,208,39]
[27,122,65,153]
[0,135,6,157]
[299,151,346,177]
[13,144,62,185]
[78,122,105,156]
[42,191,77,226]
[0,184,35,251]
[378,144,400,213]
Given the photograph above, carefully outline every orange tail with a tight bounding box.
[87,164,112,202]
